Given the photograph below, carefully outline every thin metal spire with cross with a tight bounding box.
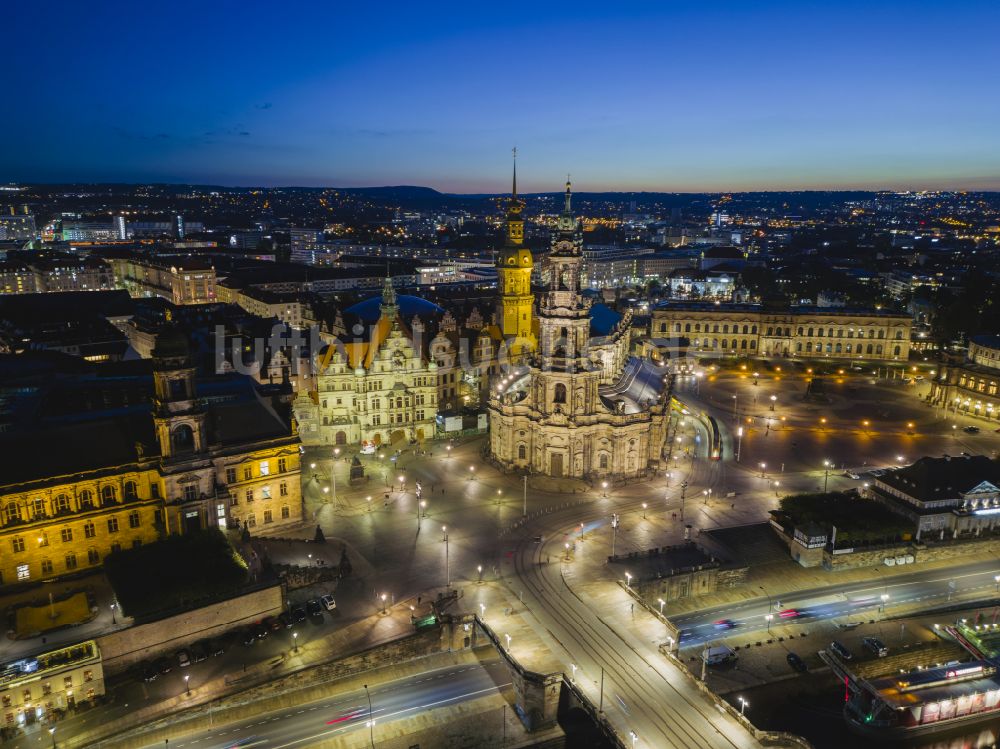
[512,146,518,198]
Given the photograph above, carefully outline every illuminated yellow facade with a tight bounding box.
[0,329,302,587]
[494,157,535,361]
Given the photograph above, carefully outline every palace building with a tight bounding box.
[0,327,302,588]
[488,179,670,480]
[651,302,912,361]
[928,334,1000,422]
[294,277,440,447]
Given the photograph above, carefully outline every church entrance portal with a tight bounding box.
[550,453,564,478]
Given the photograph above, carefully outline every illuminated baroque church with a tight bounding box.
[487,176,671,480]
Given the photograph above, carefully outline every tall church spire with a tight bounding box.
[504,147,526,248]
[512,147,518,198]
[564,176,572,215]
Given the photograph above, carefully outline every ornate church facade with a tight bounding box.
[488,179,671,480]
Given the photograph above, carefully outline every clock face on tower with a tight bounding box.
[554,240,574,254]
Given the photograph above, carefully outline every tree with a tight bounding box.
[313,524,326,544]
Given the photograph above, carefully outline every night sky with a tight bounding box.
[5,0,999,192]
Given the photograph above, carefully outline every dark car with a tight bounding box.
[863,637,888,657]
[291,606,307,623]
[306,599,323,618]
[278,611,295,628]
[190,644,208,663]
[830,640,853,660]
[964,425,980,434]
[265,616,283,632]
[176,649,192,668]
[254,622,270,640]
[786,652,808,673]
[207,639,226,657]
[240,629,257,647]
[140,663,159,682]
[154,656,173,675]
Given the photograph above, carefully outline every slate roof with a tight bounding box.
[877,455,1000,503]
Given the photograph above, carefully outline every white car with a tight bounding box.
[320,594,336,611]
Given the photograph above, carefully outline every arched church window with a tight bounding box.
[554,384,567,404]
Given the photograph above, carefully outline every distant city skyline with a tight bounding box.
[5,0,999,191]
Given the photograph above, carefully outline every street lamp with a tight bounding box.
[381,593,388,613]
[601,480,608,498]
[479,602,486,617]
[564,542,571,560]
[477,564,483,583]
[184,674,190,694]
[765,613,773,633]
[759,462,766,478]
[420,499,427,517]
[363,684,375,749]
[571,663,577,682]
[110,599,117,625]
[773,480,780,496]
[880,593,889,613]
[738,696,749,716]
[995,574,1000,593]
[823,460,831,492]
[658,598,665,614]
[702,488,712,505]
[641,502,647,519]
[624,571,632,588]
[468,465,476,480]
[505,633,511,651]
[736,427,743,463]
[442,526,450,587]
[769,394,776,411]
[293,631,298,652]
[366,495,372,511]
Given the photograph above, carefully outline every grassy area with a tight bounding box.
[14,592,91,637]
[104,530,248,619]
[775,492,912,546]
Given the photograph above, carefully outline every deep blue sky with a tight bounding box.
[5,0,999,192]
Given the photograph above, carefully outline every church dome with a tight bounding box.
[346,294,445,323]
[497,247,533,268]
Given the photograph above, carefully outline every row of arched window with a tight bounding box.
[3,482,143,525]
[665,321,905,341]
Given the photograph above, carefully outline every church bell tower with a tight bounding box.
[495,149,535,360]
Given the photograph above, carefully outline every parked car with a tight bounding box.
[206,639,226,657]
[306,599,323,617]
[278,611,295,628]
[177,649,191,668]
[140,663,159,682]
[154,656,173,674]
[863,637,889,657]
[265,616,283,632]
[240,629,257,647]
[845,471,860,480]
[830,641,853,660]
[254,622,270,640]
[190,644,208,663]
[964,425,981,434]
[320,594,337,611]
[291,606,307,623]
[786,652,808,673]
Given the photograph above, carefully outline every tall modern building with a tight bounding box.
[114,215,127,240]
[488,179,670,480]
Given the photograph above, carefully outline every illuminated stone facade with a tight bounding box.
[651,302,912,361]
[488,182,670,480]
[0,329,302,587]
[928,335,1000,421]
[294,278,439,447]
